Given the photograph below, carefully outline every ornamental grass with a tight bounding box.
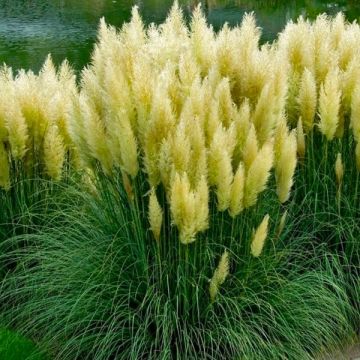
[0,4,359,359]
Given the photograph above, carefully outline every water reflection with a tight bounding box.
[0,0,359,72]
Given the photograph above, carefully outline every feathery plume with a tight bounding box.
[119,118,139,178]
[149,188,163,242]
[144,84,176,186]
[285,70,301,126]
[314,14,336,85]
[343,60,360,115]
[170,173,208,244]
[244,140,274,208]
[209,250,230,302]
[243,124,258,170]
[335,152,344,187]
[190,4,215,74]
[83,97,113,173]
[229,162,245,217]
[252,84,276,144]
[195,175,209,233]
[215,78,236,128]
[171,120,191,177]
[5,101,28,160]
[251,214,270,257]
[188,121,207,185]
[208,125,234,211]
[318,68,341,141]
[233,99,251,166]
[279,17,314,73]
[274,123,298,203]
[43,125,65,181]
[297,68,317,132]
[297,117,306,158]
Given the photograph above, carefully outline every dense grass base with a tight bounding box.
[0,174,357,360]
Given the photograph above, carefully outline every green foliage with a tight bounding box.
[0,171,357,359]
[0,327,44,360]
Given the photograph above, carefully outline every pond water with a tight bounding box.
[1,0,360,72]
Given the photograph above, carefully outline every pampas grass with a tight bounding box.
[0,3,359,359]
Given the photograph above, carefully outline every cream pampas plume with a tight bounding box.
[170,120,191,177]
[67,94,90,168]
[244,140,274,208]
[229,162,245,217]
[43,125,65,181]
[314,15,334,85]
[343,61,360,115]
[215,78,236,128]
[335,153,344,187]
[279,17,314,73]
[209,250,230,302]
[5,101,28,160]
[233,99,251,155]
[271,49,289,117]
[102,61,139,178]
[178,53,200,101]
[252,84,276,144]
[205,100,221,146]
[216,24,237,79]
[144,84,176,186]
[190,4,215,74]
[195,176,209,234]
[297,118,306,158]
[274,122,298,203]
[56,60,77,148]
[251,214,270,257]
[188,121,207,185]
[318,68,341,141]
[208,125,234,211]
[286,71,301,126]
[149,188,163,242]
[158,138,172,188]
[0,71,28,160]
[243,124,258,170]
[170,173,209,244]
[297,68,317,132]
[331,12,346,50]
[82,96,113,173]
[119,118,139,178]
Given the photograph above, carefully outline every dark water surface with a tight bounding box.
[1,0,360,72]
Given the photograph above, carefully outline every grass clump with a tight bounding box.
[0,3,359,359]
[0,175,355,359]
